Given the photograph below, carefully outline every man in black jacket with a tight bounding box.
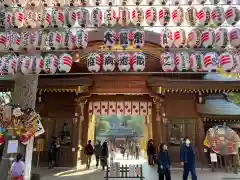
[85,140,94,169]
[94,140,102,167]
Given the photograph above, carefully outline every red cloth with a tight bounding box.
[11,176,23,180]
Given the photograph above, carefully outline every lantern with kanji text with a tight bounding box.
[104,29,116,48]
[119,29,131,49]
[118,53,131,72]
[160,52,175,72]
[132,29,144,48]
[132,52,145,72]
[87,53,101,72]
[43,54,58,74]
[103,53,115,72]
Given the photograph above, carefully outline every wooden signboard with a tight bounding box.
[36,138,44,152]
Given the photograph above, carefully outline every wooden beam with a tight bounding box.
[87,94,152,101]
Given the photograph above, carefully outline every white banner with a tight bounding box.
[35,116,45,137]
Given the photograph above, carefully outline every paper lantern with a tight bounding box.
[228,28,240,49]
[0,33,8,50]
[204,52,219,72]
[132,52,145,72]
[172,7,184,26]
[211,6,225,26]
[21,31,32,50]
[20,56,32,75]
[189,53,205,71]
[76,28,88,49]
[0,8,6,28]
[62,29,76,50]
[158,7,170,26]
[24,9,37,28]
[225,6,239,26]
[12,8,24,28]
[77,8,89,27]
[103,53,115,72]
[40,8,52,28]
[8,31,21,51]
[118,53,131,72]
[160,28,173,48]
[209,0,220,4]
[32,56,44,74]
[215,28,228,49]
[146,0,155,5]
[174,29,186,48]
[104,29,116,48]
[104,7,116,27]
[199,0,206,4]
[197,7,210,26]
[43,54,58,74]
[145,7,157,26]
[92,0,102,5]
[160,52,175,72]
[119,29,131,49]
[185,7,197,26]
[47,31,62,50]
[53,0,65,6]
[33,30,45,50]
[52,7,65,27]
[79,0,89,5]
[106,0,116,5]
[58,53,73,73]
[5,10,13,28]
[118,7,130,27]
[222,0,232,4]
[175,52,190,71]
[91,8,102,28]
[120,0,129,5]
[2,55,18,75]
[132,0,143,5]
[219,52,234,72]
[187,28,201,48]
[131,7,144,26]
[28,0,40,6]
[171,0,179,5]
[40,0,53,6]
[201,29,215,48]
[87,53,101,72]
[65,8,77,27]
[159,0,167,5]
[132,29,144,48]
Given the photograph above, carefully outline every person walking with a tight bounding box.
[135,143,140,160]
[48,136,57,169]
[9,153,25,180]
[147,139,155,165]
[94,140,102,168]
[158,143,171,180]
[84,140,94,169]
[180,137,197,180]
[101,141,109,170]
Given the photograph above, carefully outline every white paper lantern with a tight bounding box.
[32,56,44,74]
[21,31,32,50]
[160,52,175,72]
[118,7,130,27]
[104,7,116,27]
[104,29,116,48]
[58,53,73,73]
[62,29,76,50]
[24,9,37,28]
[131,7,144,26]
[172,7,184,26]
[228,28,240,48]
[219,52,234,72]
[158,7,170,26]
[187,28,201,48]
[103,53,115,72]
[211,6,225,26]
[146,0,155,5]
[5,10,13,28]
[175,52,190,71]
[52,7,65,27]
[43,54,58,74]
[2,55,18,75]
[185,7,197,26]
[0,33,8,50]
[12,8,24,28]
[33,30,45,50]
[203,52,219,72]
[91,8,102,28]
[76,28,88,49]
[132,52,145,72]
[20,55,32,75]
[118,53,131,72]
[40,8,52,28]
[47,31,62,50]
[8,31,21,51]
[197,7,210,26]
[87,53,101,72]
[159,0,167,5]
[145,7,157,26]
[132,0,143,5]
[160,28,173,48]
[77,8,89,27]
[189,53,205,71]
[201,29,215,48]
[225,6,239,26]
[65,8,77,27]
[174,29,186,48]
[215,28,228,49]
[132,29,144,48]
[119,29,131,49]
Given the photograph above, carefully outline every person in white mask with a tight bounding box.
[180,137,197,180]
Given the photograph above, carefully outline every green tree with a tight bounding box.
[95,116,110,136]
[127,116,144,136]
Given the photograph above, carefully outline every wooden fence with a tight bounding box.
[105,164,144,180]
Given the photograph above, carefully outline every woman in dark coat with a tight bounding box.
[157,143,171,180]
[101,141,109,170]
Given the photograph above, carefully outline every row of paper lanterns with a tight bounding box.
[0,53,73,75]
[2,6,240,29]
[87,52,146,72]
